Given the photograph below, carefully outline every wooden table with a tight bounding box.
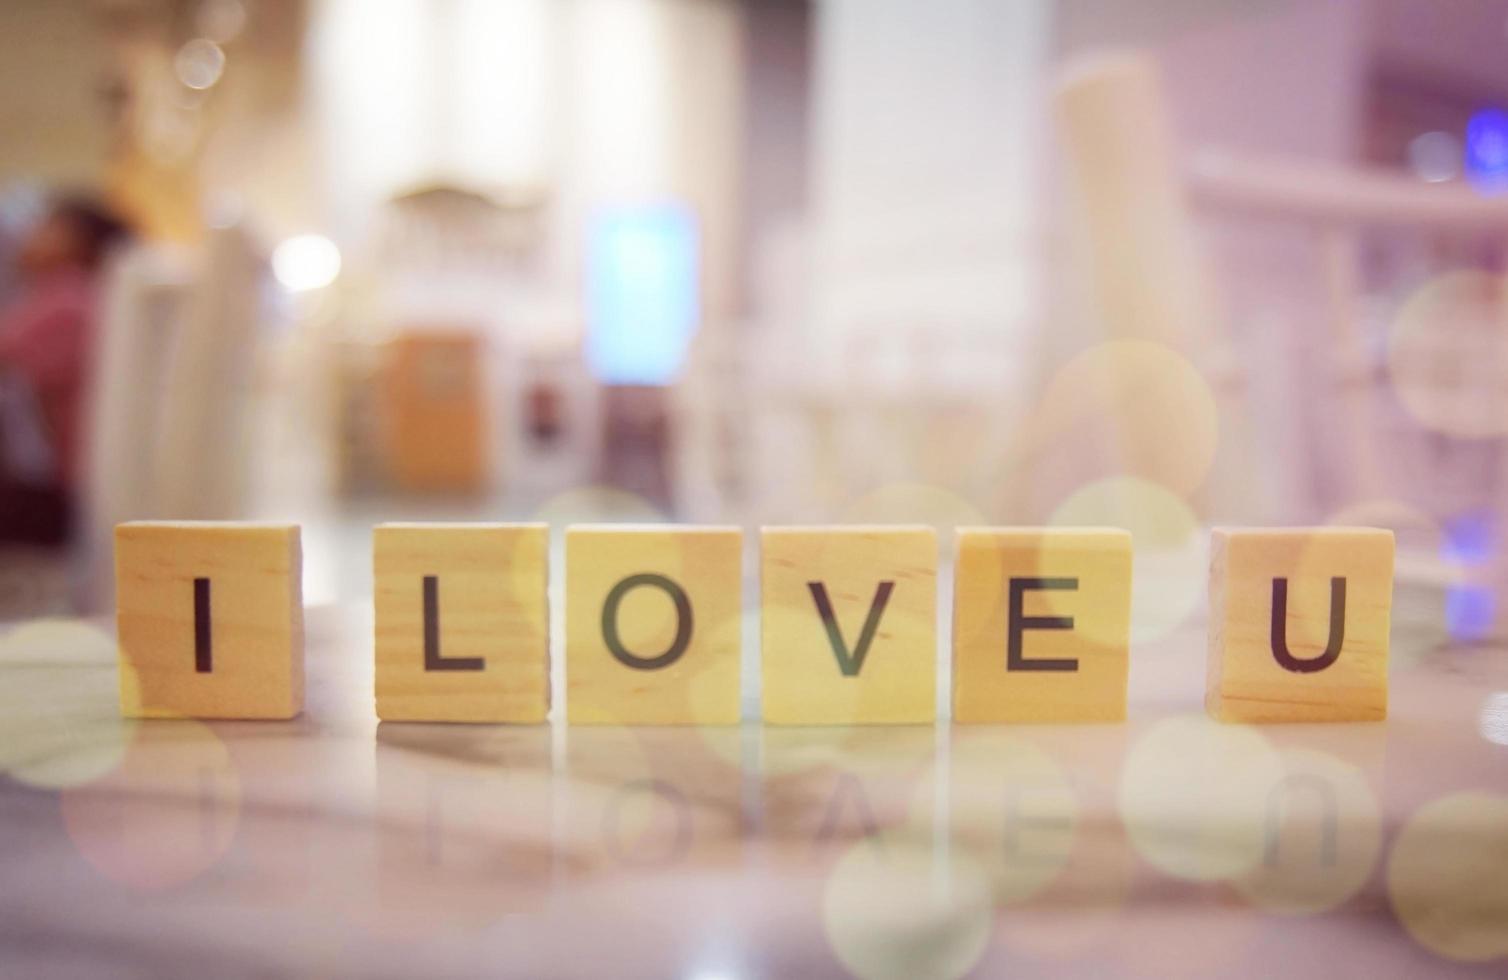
[0,605,1505,978]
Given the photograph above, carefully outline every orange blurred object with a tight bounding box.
[380,330,488,495]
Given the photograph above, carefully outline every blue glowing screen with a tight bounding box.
[1466,108,1508,192]
[1443,511,1497,641]
[586,205,700,386]
[1447,585,1495,642]
[1444,512,1495,566]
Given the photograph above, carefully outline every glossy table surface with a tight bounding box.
[1,604,1506,979]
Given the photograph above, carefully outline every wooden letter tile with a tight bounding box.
[1207,527,1393,723]
[565,526,742,725]
[761,526,936,725]
[116,522,303,719]
[374,523,549,723]
[952,527,1131,723]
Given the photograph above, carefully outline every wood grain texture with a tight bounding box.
[761,526,936,725]
[1206,527,1393,723]
[116,521,303,719]
[374,523,549,723]
[952,527,1131,723]
[565,526,742,725]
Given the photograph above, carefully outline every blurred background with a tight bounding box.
[2,0,1506,641]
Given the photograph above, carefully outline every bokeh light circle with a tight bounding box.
[60,719,240,892]
[1407,131,1461,183]
[174,38,226,90]
[0,619,138,788]
[1387,270,1508,439]
[272,234,342,292]
[822,839,993,980]
[1029,340,1220,495]
[1388,792,1508,962]
[1118,715,1283,881]
[1049,477,1204,643]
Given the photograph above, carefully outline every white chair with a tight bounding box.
[151,225,265,519]
[1055,51,1508,633]
[79,225,265,610]
[79,244,190,608]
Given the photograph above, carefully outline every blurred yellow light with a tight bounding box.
[1029,340,1220,496]
[1388,793,1508,961]
[1048,476,1204,644]
[1387,270,1508,439]
[1118,714,1283,881]
[0,620,137,789]
[822,840,992,980]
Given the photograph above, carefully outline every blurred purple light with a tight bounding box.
[1442,513,1495,641]
[1443,512,1495,565]
[1446,585,1495,642]
[1465,108,1508,192]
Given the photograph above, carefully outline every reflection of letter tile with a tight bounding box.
[116,522,303,719]
[374,523,549,723]
[560,728,746,874]
[761,527,937,725]
[952,528,1131,723]
[373,725,554,926]
[1207,528,1392,723]
[759,727,936,865]
[565,526,742,725]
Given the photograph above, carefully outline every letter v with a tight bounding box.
[806,581,895,677]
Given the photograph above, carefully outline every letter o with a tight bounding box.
[601,573,693,670]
